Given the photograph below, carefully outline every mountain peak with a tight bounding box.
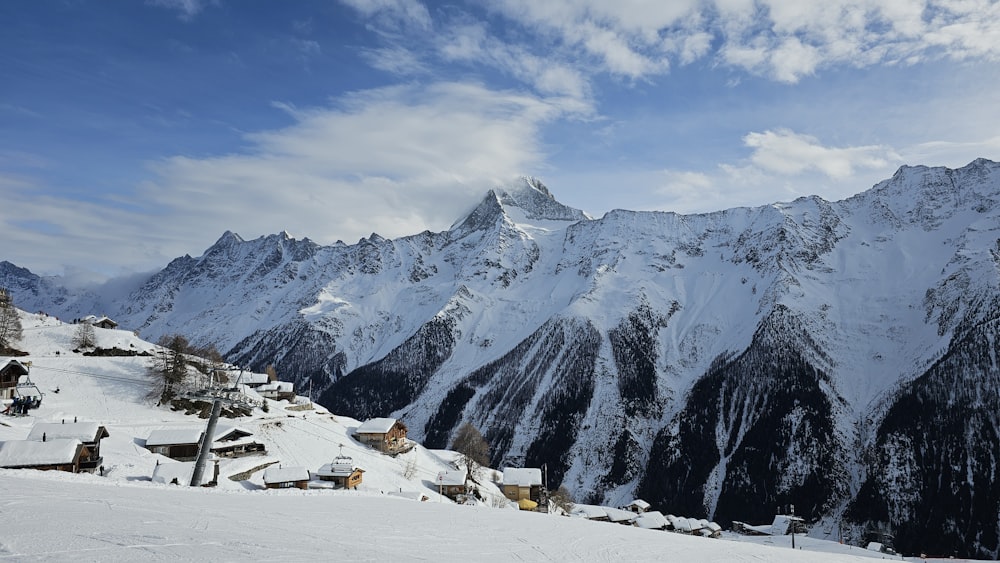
[451,177,589,234]
[492,177,588,222]
[212,230,245,248]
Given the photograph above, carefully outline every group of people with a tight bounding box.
[1,395,41,416]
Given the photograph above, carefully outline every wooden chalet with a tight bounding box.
[435,469,469,500]
[255,381,295,402]
[315,454,364,490]
[570,504,638,525]
[354,418,408,454]
[76,315,118,329]
[236,372,270,389]
[571,504,611,521]
[634,511,671,531]
[0,438,91,473]
[1,359,29,401]
[263,466,310,489]
[27,421,109,473]
[210,426,266,458]
[502,467,545,508]
[94,316,118,329]
[622,499,651,514]
[145,428,204,461]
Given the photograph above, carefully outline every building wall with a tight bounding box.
[266,480,308,490]
[503,485,530,501]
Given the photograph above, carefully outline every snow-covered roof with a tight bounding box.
[625,499,651,510]
[604,507,638,523]
[570,504,608,519]
[146,428,204,447]
[634,511,669,530]
[435,470,467,486]
[264,466,310,484]
[0,439,83,467]
[316,458,360,478]
[315,464,344,478]
[769,515,803,535]
[28,422,107,443]
[152,461,195,486]
[212,425,252,442]
[1,359,29,376]
[502,467,542,487]
[866,542,883,552]
[356,417,398,434]
[667,515,701,532]
[237,372,270,385]
[387,491,428,502]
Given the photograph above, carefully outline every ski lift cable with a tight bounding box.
[28,364,151,387]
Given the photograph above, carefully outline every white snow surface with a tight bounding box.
[0,438,81,467]
[0,311,966,562]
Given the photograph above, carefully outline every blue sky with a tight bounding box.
[3,0,1000,278]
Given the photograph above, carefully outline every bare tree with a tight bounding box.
[266,364,278,382]
[402,451,419,479]
[451,422,490,480]
[0,289,23,352]
[72,322,96,350]
[190,343,227,386]
[549,484,575,514]
[150,334,190,403]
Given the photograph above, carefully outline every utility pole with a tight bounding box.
[790,504,796,550]
[190,398,223,487]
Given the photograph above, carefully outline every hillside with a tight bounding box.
[0,311,484,500]
[0,312,955,562]
[3,160,1000,557]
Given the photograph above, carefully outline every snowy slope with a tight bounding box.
[0,312,485,503]
[0,312,961,562]
[4,162,1000,557]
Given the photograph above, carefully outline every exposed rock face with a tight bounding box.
[5,162,1000,558]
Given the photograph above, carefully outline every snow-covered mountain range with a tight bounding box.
[4,160,1000,558]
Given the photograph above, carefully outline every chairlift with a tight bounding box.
[15,371,43,409]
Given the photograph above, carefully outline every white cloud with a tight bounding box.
[338,0,432,31]
[625,129,906,214]
[440,24,592,102]
[141,83,567,242]
[146,0,210,20]
[479,0,1000,83]
[1,82,576,275]
[902,136,1000,169]
[361,46,429,76]
[342,0,1000,103]
[743,129,899,178]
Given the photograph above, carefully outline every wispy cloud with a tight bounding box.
[439,23,592,103]
[485,0,1000,83]
[146,0,211,20]
[0,81,577,276]
[361,46,429,76]
[650,128,904,213]
[741,129,899,179]
[338,0,432,32]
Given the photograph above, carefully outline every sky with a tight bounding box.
[3,0,1000,278]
